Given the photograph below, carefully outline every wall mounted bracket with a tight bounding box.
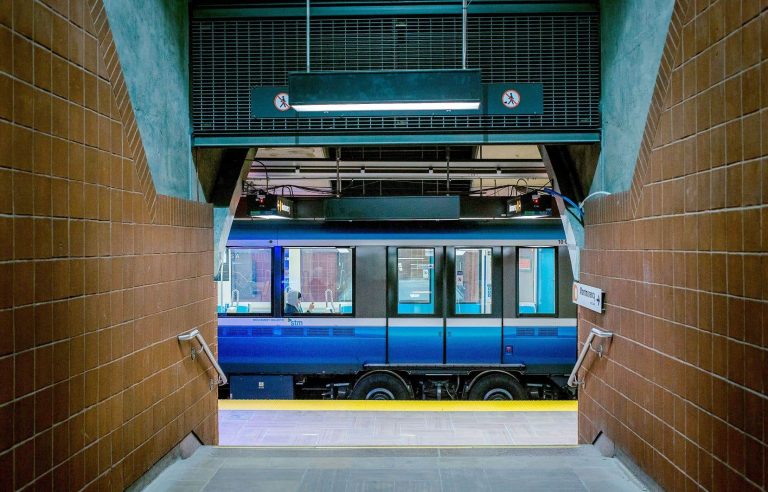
[178,329,228,386]
[567,327,613,388]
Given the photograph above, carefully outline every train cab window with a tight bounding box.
[455,248,493,315]
[283,247,353,315]
[397,248,435,315]
[517,247,556,315]
[217,248,272,314]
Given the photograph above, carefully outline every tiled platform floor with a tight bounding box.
[144,446,647,491]
[219,409,577,446]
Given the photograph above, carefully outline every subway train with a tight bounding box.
[216,220,577,400]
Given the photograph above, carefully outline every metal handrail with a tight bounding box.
[178,329,228,386]
[567,327,613,388]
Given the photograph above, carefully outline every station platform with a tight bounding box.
[143,445,647,491]
[219,400,578,447]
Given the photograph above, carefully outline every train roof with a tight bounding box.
[228,219,566,247]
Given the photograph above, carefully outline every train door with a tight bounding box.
[503,246,575,367]
[445,247,503,363]
[386,247,444,363]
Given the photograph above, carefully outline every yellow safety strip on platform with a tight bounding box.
[218,444,581,450]
[219,399,577,412]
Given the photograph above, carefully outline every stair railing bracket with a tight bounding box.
[567,328,613,388]
[178,329,228,386]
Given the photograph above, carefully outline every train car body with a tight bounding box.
[217,220,577,400]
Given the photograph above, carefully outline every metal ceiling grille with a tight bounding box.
[330,146,473,161]
[191,13,599,136]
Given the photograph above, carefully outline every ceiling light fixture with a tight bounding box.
[293,0,479,114]
[289,69,482,113]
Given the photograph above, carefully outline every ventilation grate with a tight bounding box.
[538,327,558,337]
[332,327,355,337]
[281,326,304,336]
[307,327,331,337]
[191,13,599,136]
[225,327,249,337]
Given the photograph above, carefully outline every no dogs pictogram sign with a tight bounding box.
[274,92,291,111]
[502,89,521,109]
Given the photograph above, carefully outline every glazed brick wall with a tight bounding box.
[0,0,219,490]
[578,1,767,491]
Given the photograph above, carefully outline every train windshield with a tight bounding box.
[455,248,493,315]
[283,247,353,315]
[217,248,272,314]
[517,247,556,315]
[397,248,435,314]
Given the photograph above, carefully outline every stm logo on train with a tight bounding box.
[572,282,605,314]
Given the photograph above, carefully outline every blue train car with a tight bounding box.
[217,220,577,400]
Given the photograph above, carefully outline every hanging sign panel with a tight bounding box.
[572,282,605,313]
[250,82,544,118]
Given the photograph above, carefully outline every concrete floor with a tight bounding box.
[142,404,646,491]
[143,446,647,491]
[219,409,577,446]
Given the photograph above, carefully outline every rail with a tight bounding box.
[567,327,613,388]
[178,329,228,386]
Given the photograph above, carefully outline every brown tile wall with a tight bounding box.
[578,1,768,491]
[0,0,219,489]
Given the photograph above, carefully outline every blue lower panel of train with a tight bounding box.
[219,323,386,374]
[219,320,576,379]
[502,326,577,367]
[388,325,444,364]
[446,326,502,364]
[218,319,577,400]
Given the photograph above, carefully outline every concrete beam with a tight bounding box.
[194,147,251,206]
[543,144,600,202]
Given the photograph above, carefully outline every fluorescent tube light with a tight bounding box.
[252,214,291,220]
[292,102,480,112]
[289,70,481,114]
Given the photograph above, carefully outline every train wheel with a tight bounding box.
[349,373,410,400]
[467,374,526,400]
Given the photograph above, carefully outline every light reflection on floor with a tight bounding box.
[218,401,577,447]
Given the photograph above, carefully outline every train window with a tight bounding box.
[455,248,493,315]
[517,247,556,315]
[283,247,353,315]
[397,248,435,314]
[217,248,272,314]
